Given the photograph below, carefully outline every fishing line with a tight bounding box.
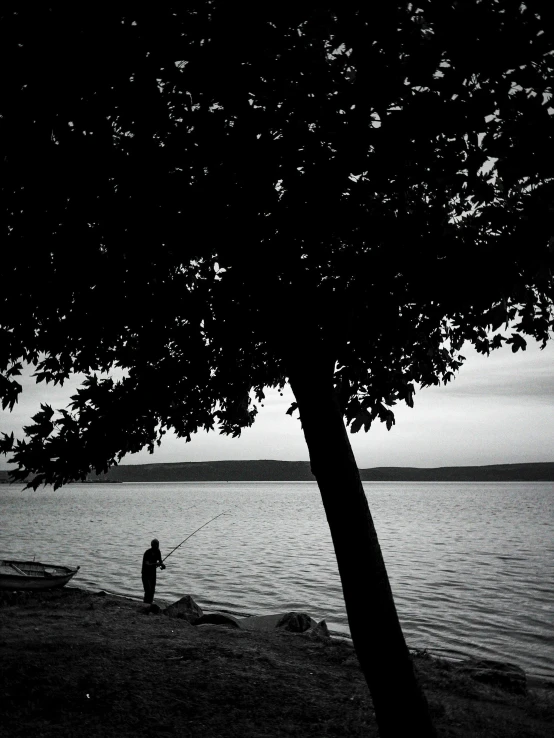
[162,511,229,563]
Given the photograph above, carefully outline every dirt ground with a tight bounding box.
[0,587,552,738]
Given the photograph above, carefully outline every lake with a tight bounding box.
[0,481,552,680]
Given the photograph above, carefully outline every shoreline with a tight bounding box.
[2,461,554,484]
[67,584,554,687]
[1,586,552,737]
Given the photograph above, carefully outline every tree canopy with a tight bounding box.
[1,3,552,487]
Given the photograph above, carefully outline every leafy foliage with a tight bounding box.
[0,3,553,487]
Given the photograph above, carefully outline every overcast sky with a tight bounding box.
[1,340,552,470]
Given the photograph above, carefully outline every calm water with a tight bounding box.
[0,481,552,679]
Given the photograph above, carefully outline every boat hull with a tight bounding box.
[0,560,80,591]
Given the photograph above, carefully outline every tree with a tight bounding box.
[1,4,553,735]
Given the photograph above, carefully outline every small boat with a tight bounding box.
[0,560,80,591]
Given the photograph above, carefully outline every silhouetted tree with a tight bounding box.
[1,5,553,735]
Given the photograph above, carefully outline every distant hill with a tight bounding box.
[358,463,554,482]
[2,460,552,483]
[95,460,314,482]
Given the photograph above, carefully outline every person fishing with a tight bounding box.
[141,513,228,605]
[141,538,166,605]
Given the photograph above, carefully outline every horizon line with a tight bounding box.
[3,459,554,472]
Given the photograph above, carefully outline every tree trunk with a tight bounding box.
[289,365,436,738]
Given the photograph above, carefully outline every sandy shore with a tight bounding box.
[0,587,552,737]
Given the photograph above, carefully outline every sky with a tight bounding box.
[1,340,553,470]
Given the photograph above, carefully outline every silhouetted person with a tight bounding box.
[142,538,165,604]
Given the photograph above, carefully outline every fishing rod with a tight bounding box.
[162,511,229,563]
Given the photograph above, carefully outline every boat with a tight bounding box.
[0,560,80,591]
